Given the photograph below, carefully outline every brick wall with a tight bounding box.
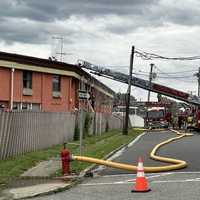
[0,66,113,113]
[0,67,78,112]
[0,68,11,101]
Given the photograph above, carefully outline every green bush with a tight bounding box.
[84,112,92,138]
[74,123,80,141]
[105,120,109,132]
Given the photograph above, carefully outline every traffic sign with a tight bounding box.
[78,90,90,100]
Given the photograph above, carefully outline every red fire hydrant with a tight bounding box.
[60,143,71,175]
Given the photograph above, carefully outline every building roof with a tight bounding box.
[0,51,115,96]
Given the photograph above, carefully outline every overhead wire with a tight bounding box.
[134,66,197,85]
[136,69,197,74]
[154,65,198,81]
[135,48,200,61]
[134,71,196,79]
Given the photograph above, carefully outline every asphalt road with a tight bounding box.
[98,131,176,175]
[98,130,200,175]
[31,130,200,200]
[32,172,200,200]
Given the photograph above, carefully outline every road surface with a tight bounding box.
[31,130,200,200]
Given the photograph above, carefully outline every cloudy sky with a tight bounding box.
[1,0,200,101]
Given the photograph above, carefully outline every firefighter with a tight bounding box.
[172,115,178,129]
[178,115,183,129]
[187,114,193,130]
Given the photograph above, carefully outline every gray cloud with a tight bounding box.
[1,0,200,43]
[0,0,157,22]
[103,0,200,35]
[0,17,75,44]
[0,0,158,43]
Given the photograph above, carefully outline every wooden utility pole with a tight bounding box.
[123,46,135,135]
[198,67,200,96]
[194,67,200,96]
[147,63,154,102]
[79,77,84,155]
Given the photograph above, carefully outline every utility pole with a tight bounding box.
[123,46,135,135]
[147,63,154,102]
[198,67,200,96]
[194,67,200,96]
[197,67,200,96]
[79,77,84,155]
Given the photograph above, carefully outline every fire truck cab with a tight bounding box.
[145,107,169,129]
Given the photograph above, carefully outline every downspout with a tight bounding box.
[10,68,15,111]
[40,73,44,111]
[69,78,72,111]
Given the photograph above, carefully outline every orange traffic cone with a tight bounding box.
[131,157,151,193]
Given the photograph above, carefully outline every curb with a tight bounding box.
[3,180,79,200]
[146,128,168,132]
[79,131,147,177]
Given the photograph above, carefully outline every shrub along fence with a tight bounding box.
[0,111,123,160]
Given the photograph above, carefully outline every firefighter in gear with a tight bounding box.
[187,114,193,129]
[172,115,178,129]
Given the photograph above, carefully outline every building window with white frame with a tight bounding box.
[52,75,61,97]
[23,71,32,89]
[23,71,33,95]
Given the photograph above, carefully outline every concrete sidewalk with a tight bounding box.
[21,157,61,177]
[3,181,70,200]
[0,157,77,200]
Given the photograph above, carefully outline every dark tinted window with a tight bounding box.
[23,71,32,89]
[52,75,61,92]
[147,110,164,119]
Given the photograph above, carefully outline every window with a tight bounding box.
[23,71,32,89]
[22,103,28,110]
[13,102,20,111]
[12,102,40,111]
[23,71,33,96]
[52,75,61,92]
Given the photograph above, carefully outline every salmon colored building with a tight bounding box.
[0,52,114,113]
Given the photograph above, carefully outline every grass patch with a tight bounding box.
[0,128,143,185]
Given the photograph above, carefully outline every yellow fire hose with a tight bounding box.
[72,129,193,173]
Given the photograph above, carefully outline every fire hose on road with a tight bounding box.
[72,130,193,173]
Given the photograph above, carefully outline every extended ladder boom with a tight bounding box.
[78,60,200,106]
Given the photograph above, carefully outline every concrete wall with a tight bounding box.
[129,114,144,128]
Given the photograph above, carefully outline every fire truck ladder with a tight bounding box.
[78,59,200,106]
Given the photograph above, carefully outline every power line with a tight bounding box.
[135,48,200,61]
[154,69,197,74]
[135,69,197,83]
[153,65,197,78]
[135,72,195,79]
[135,69,197,75]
